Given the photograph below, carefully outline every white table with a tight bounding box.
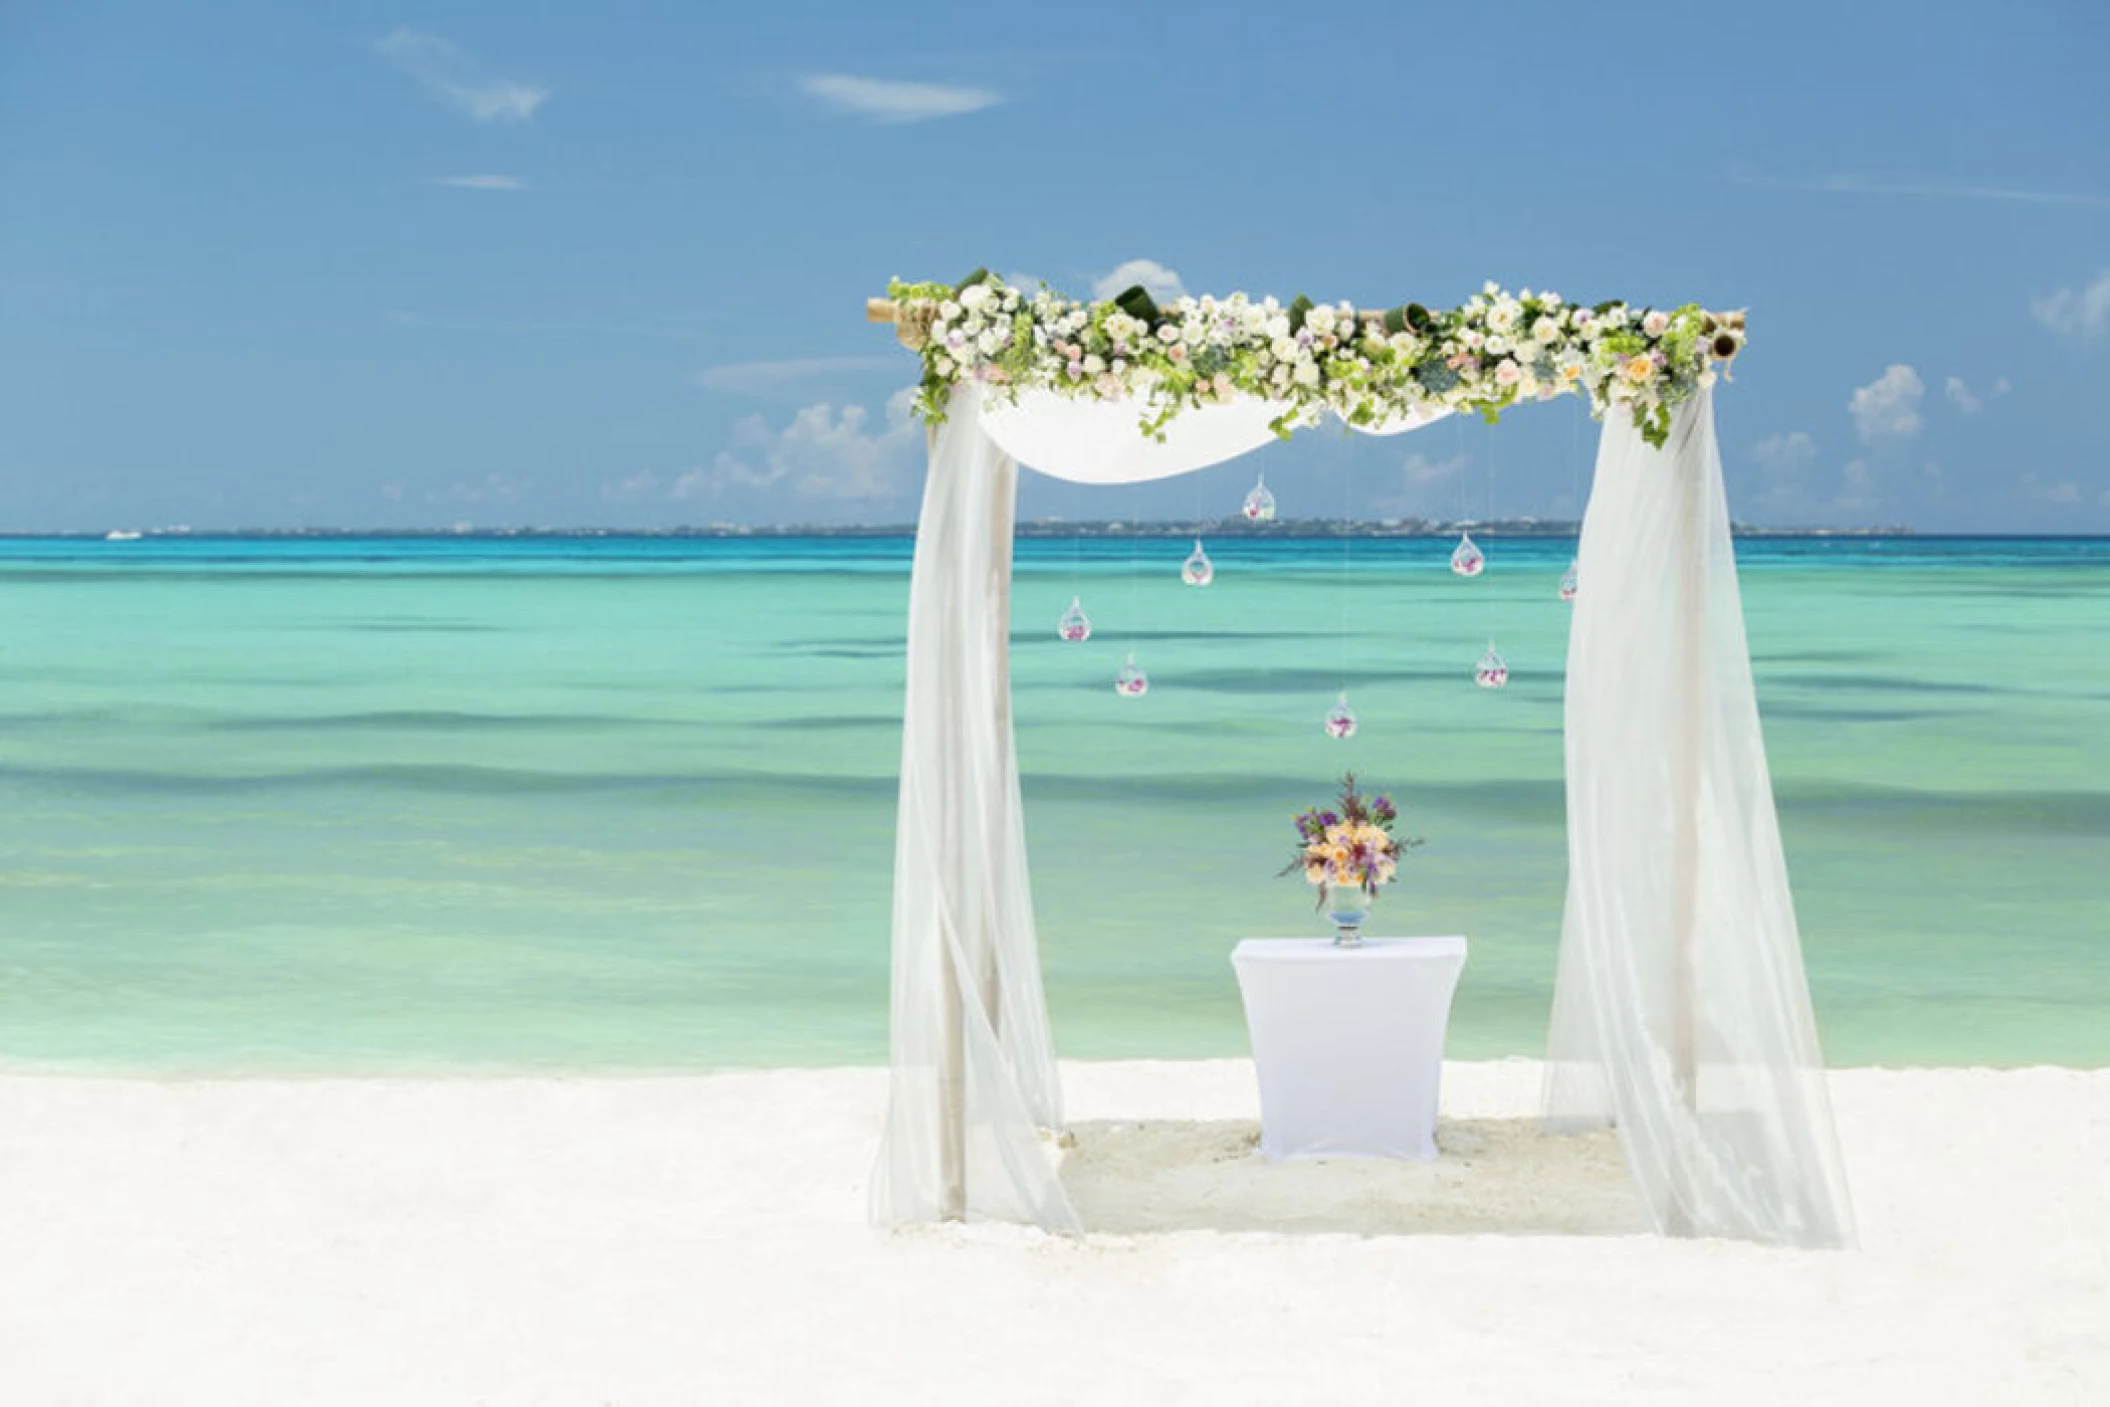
[1231,937,1469,1160]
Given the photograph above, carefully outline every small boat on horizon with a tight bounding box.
[104,530,143,541]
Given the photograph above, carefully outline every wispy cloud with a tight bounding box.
[1943,376,1983,414]
[705,389,922,503]
[1752,431,1819,475]
[2031,271,2110,337]
[424,175,530,192]
[378,29,548,124]
[1848,365,1925,443]
[1732,167,2109,208]
[1092,258,1185,302]
[798,73,1002,124]
[692,356,903,397]
[2021,473,2085,505]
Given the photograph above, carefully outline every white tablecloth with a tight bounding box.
[1231,937,1469,1160]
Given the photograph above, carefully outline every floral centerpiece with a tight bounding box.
[1281,773,1422,946]
[880,270,1746,449]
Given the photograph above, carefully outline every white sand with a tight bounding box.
[1,1060,2104,1405]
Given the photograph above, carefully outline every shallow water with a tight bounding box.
[2,534,2105,1071]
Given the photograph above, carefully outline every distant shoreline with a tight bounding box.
[0,519,1968,542]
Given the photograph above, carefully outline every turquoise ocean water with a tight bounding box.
[2,534,2105,1073]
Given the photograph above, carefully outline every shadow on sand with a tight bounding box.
[1060,1117,1646,1237]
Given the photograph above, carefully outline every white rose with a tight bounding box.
[1486,334,1510,356]
[1083,354,1106,375]
[1308,306,1337,335]
[939,300,960,320]
[1533,318,1560,345]
[1643,311,1670,337]
[1157,323,1180,344]
[1294,361,1320,386]
[1265,314,1292,340]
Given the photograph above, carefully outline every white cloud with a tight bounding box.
[798,73,1001,124]
[377,29,548,124]
[2021,473,2084,505]
[1848,365,1925,443]
[706,388,922,504]
[425,174,529,191]
[2031,271,2110,337]
[603,470,662,502]
[1092,258,1185,302]
[691,356,903,397]
[1752,431,1818,474]
[1836,459,1877,513]
[1732,169,2109,208]
[1994,377,2012,396]
[1370,452,1466,516]
[427,473,526,505]
[1943,376,1983,414]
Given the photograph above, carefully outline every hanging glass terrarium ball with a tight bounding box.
[1324,691,1359,739]
[1450,531,1486,578]
[1476,640,1510,689]
[1181,538,1215,587]
[1057,595,1091,642]
[1114,652,1149,697]
[1559,558,1579,603]
[1242,473,1277,522]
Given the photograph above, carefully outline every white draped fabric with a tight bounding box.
[980,387,1451,483]
[1543,389,1857,1248]
[869,382,1079,1230]
[874,378,1853,1248]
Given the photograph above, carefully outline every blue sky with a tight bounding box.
[1,0,2104,532]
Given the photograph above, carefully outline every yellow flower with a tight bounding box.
[1304,862,1326,884]
[1622,354,1655,383]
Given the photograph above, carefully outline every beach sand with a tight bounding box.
[1,1060,2103,1404]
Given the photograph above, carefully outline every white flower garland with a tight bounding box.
[883,272,1745,449]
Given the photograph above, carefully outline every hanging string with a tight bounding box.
[1058,477,1091,640]
[1322,450,1359,739]
[1340,460,1352,689]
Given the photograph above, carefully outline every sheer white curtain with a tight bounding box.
[869,382,1079,1231]
[1544,388,1856,1249]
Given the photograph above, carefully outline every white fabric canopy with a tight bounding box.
[873,378,1854,1249]
[1543,389,1856,1248]
[979,387,1449,483]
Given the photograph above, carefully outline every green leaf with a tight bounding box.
[1113,285,1160,323]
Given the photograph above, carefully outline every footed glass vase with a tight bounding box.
[1323,884,1375,947]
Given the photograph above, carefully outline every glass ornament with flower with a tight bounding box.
[1280,773,1423,946]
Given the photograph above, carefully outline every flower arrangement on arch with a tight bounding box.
[1282,773,1423,906]
[881,271,1746,450]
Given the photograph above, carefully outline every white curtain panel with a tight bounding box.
[1544,388,1857,1249]
[869,382,1080,1232]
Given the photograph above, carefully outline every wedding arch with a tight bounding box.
[862,272,1856,1249]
